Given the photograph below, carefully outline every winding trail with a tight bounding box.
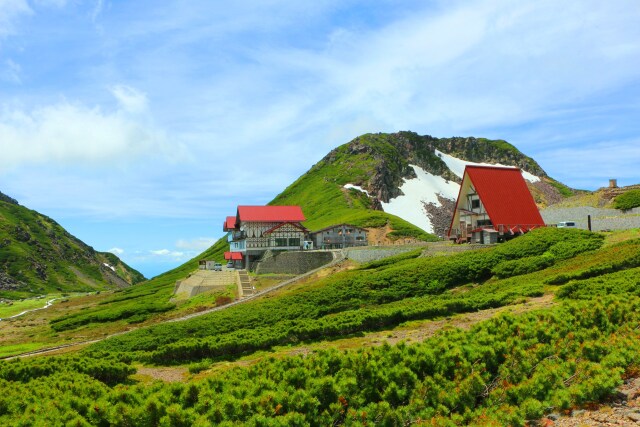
[0,298,61,322]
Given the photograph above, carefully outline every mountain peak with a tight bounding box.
[274,131,572,240]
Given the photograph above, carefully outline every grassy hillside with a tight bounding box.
[0,195,145,299]
[2,228,640,425]
[271,133,444,240]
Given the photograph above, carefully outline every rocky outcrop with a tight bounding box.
[423,195,456,239]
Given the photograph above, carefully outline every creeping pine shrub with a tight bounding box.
[613,189,640,210]
[547,238,603,260]
[492,254,555,279]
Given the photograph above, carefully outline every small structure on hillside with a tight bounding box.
[223,206,308,269]
[309,223,368,249]
[198,260,218,270]
[448,165,545,244]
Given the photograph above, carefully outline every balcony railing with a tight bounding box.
[229,231,247,241]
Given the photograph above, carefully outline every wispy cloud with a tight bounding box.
[1,58,21,83]
[0,0,31,39]
[107,247,124,255]
[110,84,148,114]
[149,249,186,260]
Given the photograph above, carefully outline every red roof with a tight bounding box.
[449,166,544,236]
[224,251,243,260]
[467,165,544,228]
[223,216,237,231]
[236,205,305,222]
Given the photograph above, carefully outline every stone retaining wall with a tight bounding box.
[344,246,422,263]
[254,251,334,275]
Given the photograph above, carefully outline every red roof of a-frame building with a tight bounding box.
[449,165,544,235]
[236,205,306,223]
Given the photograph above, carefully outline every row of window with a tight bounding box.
[275,238,301,247]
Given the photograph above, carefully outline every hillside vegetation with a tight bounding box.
[0,194,144,299]
[3,228,640,425]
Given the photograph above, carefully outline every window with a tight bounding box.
[477,219,493,227]
[356,236,365,241]
[471,199,481,209]
[288,238,300,247]
[274,238,288,247]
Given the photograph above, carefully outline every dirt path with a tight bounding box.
[136,366,188,383]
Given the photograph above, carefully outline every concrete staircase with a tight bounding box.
[237,270,254,297]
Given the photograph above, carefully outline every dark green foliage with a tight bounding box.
[2,297,639,426]
[612,189,640,210]
[492,254,555,279]
[547,237,603,260]
[0,355,134,386]
[50,300,175,331]
[557,267,640,300]
[546,239,640,285]
[358,248,423,270]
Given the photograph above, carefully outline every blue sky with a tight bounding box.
[1,0,639,278]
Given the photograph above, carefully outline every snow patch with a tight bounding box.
[103,262,116,272]
[343,183,371,197]
[380,165,459,234]
[435,149,541,183]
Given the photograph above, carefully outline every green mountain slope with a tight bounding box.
[0,192,145,299]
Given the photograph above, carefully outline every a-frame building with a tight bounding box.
[448,165,545,244]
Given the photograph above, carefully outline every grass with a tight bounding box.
[0,342,45,358]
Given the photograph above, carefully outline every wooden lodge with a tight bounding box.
[223,205,308,269]
[448,165,545,244]
[309,223,368,249]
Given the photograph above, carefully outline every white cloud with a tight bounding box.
[150,249,171,256]
[110,84,148,114]
[176,237,217,251]
[0,90,169,171]
[107,247,124,255]
[149,249,186,260]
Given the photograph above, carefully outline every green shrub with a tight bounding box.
[492,254,555,279]
[613,189,640,210]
